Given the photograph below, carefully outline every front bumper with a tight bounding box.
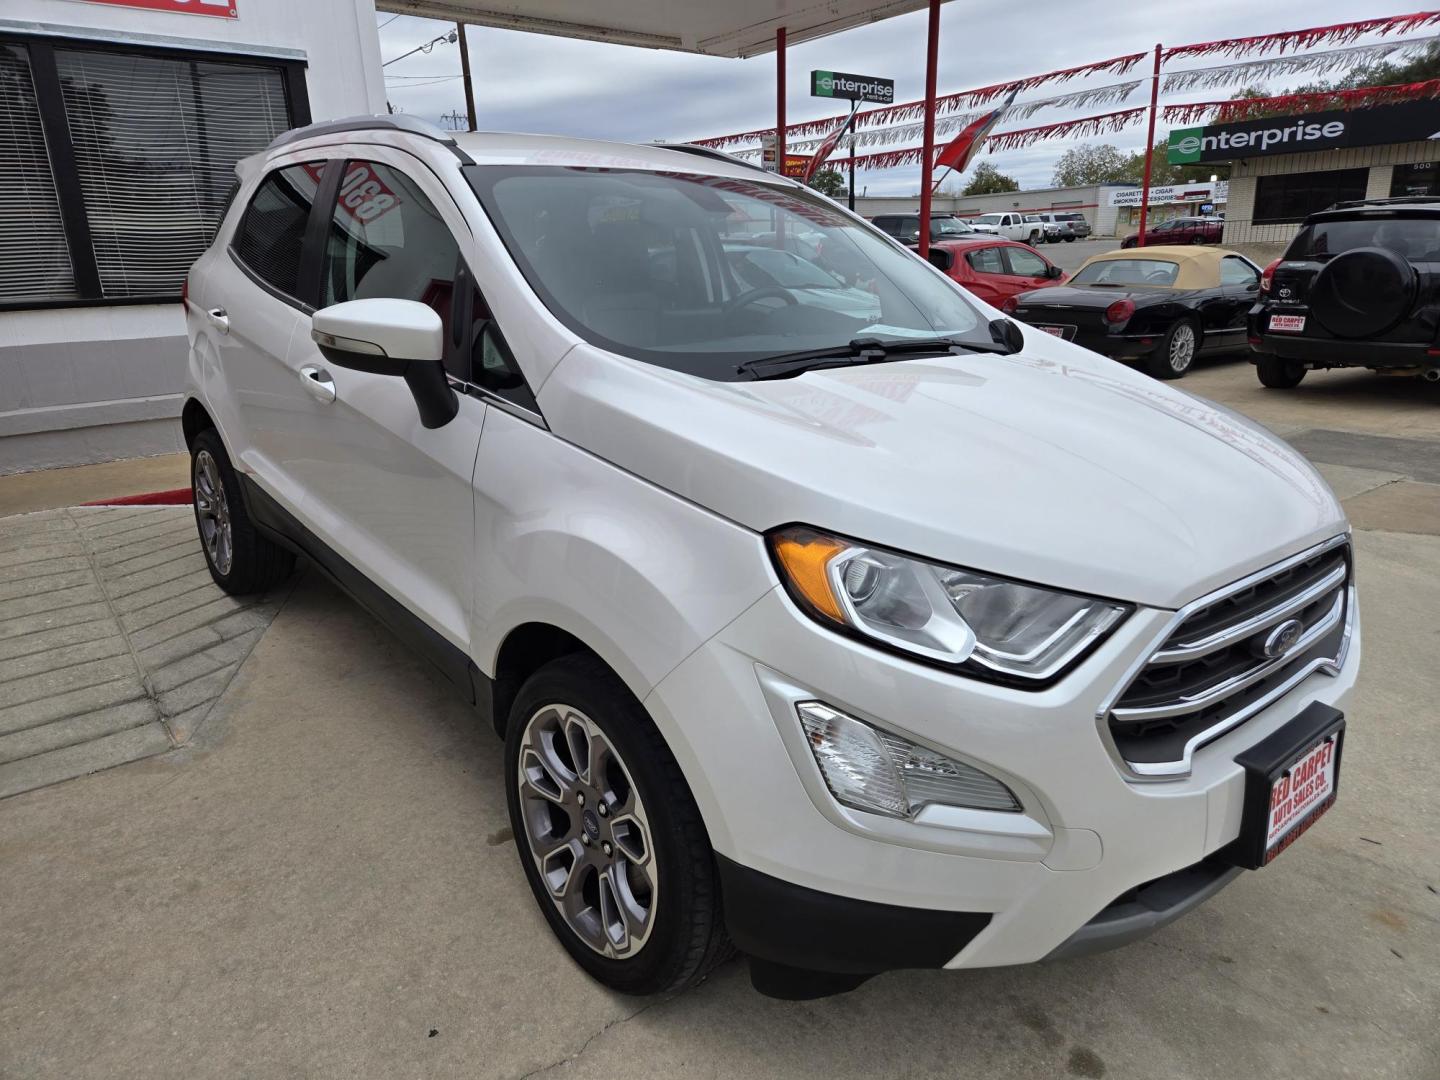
[644,584,1360,987]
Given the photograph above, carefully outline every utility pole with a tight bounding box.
[456,22,477,132]
[847,99,857,212]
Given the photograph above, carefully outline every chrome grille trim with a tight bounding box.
[1096,535,1352,782]
[1111,591,1344,724]
[1149,563,1347,665]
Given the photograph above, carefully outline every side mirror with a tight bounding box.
[312,299,457,429]
[989,317,1025,353]
[1045,265,1064,279]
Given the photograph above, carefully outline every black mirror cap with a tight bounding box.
[316,341,408,378]
[1046,265,1064,279]
[989,318,1025,353]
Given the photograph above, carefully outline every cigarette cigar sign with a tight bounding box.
[69,0,238,17]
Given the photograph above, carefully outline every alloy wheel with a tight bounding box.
[193,450,233,576]
[1169,323,1197,373]
[516,704,657,959]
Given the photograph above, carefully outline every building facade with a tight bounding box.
[1,0,385,474]
[1167,100,1440,248]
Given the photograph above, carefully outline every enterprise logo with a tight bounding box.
[1170,120,1346,162]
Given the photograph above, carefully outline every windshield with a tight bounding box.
[1290,215,1440,261]
[465,166,986,378]
[1071,258,1180,286]
[932,217,972,236]
[976,214,1005,225]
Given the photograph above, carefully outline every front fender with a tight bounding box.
[470,407,775,704]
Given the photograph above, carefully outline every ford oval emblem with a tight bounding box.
[1257,618,1305,659]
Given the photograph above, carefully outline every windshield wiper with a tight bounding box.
[737,330,1015,380]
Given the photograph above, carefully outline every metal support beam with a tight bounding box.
[917,0,940,260]
[1136,42,1162,248]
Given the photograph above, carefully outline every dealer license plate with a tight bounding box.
[1269,314,1306,333]
[1036,325,1075,340]
[1263,733,1339,863]
[1228,703,1344,870]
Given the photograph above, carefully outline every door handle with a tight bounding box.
[206,307,229,332]
[299,365,336,404]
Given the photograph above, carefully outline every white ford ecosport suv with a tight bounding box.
[182,116,1359,999]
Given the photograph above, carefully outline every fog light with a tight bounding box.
[796,702,1020,819]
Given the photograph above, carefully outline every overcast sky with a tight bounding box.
[378,2,1409,195]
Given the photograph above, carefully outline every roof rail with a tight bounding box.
[268,114,458,152]
[1328,195,1440,210]
[651,142,771,175]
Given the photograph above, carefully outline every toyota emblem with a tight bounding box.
[1278,287,1293,299]
[1257,618,1305,659]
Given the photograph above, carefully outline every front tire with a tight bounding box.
[505,654,731,995]
[190,429,294,595]
[1028,231,1041,246]
[1145,318,1199,380]
[1256,354,1308,389]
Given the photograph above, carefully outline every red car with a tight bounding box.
[1121,216,1223,249]
[926,237,1067,307]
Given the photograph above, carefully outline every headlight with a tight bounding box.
[770,526,1127,684]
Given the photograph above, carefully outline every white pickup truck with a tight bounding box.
[969,212,1042,246]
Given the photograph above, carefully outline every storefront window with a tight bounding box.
[1390,161,1440,198]
[0,35,306,309]
[1253,168,1368,224]
[0,45,78,303]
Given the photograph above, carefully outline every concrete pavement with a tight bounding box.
[1,359,1438,1079]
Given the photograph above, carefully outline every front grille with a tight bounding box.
[1106,538,1352,775]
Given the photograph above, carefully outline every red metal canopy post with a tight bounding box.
[1136,43,1161,248]
[917,0,941,260]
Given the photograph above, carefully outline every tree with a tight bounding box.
[1051,143,1130,186]
[960,161,1019,195]
[1121,139,1228,185]
[808,169,846,198]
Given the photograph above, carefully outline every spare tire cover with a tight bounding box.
[1310,246,1416,339]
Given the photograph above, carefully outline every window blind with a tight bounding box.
[0,45,78,303]
[55,48,290,299]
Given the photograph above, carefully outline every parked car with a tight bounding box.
[1248,196,1440,388]
[1121,216,1223,249]
[970,211,1043,245]
[183,117,1358,1002]
[927,236,1067,306]
[1038,212,1090,240]
[1021,214,1059,244]
[1007,246,1261,379]
[871,213,974,245]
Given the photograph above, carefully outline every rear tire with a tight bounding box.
[1145,318,1199,380]
[505,654,732,996]
[1256,355,1308,389]
[190,429,294,595]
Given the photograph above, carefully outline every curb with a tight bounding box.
[81,488,193,507]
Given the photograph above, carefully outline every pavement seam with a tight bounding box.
[66,508,175,746]
[513,996,671,1080]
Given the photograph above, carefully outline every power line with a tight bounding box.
[378,13,401,30]
[382,29,458,67]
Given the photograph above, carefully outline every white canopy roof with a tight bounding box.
[374,0,939,58]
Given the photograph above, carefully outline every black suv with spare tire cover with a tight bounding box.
[1247,197,1440,388]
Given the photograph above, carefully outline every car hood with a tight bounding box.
[538,340,1345,608]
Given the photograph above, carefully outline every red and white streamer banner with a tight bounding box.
[1163,10,1440,61]
[690,52,1146,149]
[1161,79,1440,124]
[1161,36,1439,93]
[828,108,1147,172]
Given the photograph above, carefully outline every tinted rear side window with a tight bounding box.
[1288,216,1440,261]
[233,163,322,298]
